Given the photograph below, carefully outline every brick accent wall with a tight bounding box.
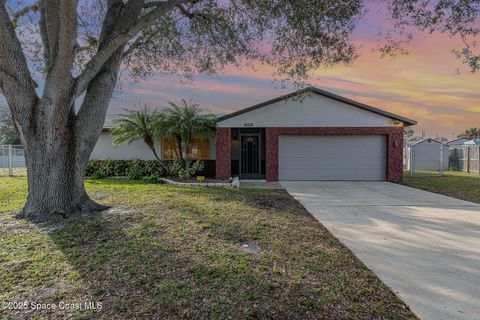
[215,128,231,180]
[265,127,404,182]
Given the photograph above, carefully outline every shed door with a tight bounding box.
[278,135,386,181]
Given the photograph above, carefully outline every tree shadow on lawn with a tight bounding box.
[2,178,417,319]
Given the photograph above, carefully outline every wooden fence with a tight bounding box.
[449,146,480,173]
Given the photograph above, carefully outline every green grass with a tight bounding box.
[404,170,480,203]
[0,177,416,319]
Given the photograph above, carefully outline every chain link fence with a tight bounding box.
[0,145,26,176]
[404,141,449,176]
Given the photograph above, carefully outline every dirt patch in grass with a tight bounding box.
[244,190,305,212]
[0,178,417,319]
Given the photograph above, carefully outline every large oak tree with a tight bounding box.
[0,0,362,221]
[0,0,477,221]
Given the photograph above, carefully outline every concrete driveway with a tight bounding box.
[281,181,480,320]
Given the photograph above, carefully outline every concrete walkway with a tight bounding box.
[239,180,285,189]
[281,181,480,320]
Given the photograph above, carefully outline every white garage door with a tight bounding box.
[279,135,386,181]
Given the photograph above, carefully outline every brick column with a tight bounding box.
[387,127,404,182]
[215,128,231,180]
[265,128,278,182]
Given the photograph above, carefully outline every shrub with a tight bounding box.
[143,175,163,184]
[126,162,143,180]
[86,159,207,180]
[86,160,168,178]
[113,160,128,176]
[92,168,107,179]
[168,159,204,179]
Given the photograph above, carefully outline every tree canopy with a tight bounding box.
[8,0,364,86]
[458,128,480,139]
[111,108,162,161]
[111,100,217,164]
[383,0,479,72]
[155,99,217,162]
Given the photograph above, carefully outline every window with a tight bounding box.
[162,138,178,160]
[162,137,211,160]
[189,138,210,159]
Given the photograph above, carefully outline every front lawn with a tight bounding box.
[0,177,416,319]
[403,170,480,204]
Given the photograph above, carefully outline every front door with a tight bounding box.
[240,134,261,179]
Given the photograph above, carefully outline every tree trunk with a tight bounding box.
[176,136,183,160]
[182,140,190,169]
[144,135,161,161]
[18,119,108,222]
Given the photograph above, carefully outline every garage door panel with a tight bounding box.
[280,145,384,158]
[281,135,384,146]
[280,168,308,180]
[279,135,386,181]
[280,157,306,167]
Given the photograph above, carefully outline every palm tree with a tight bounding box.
[458,128,480,140]
[110,108,162,161]
[155,99,217,164]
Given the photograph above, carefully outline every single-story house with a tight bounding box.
[464,138,480,145]
[447,138,470,148]
[92,86,416,182]
[216,87,416,182]
[405,138,449,171]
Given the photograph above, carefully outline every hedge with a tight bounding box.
[86,160,166,178]
[86,159,216,178]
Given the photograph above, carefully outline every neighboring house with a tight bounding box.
[405,138,449,171]
[447,138,470,149]
[464,138,480,145]
[216,87,416,182]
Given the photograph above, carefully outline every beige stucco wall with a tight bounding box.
[90,132,216,160]
[217,93,402,128]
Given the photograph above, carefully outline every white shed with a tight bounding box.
[405,138,449,171]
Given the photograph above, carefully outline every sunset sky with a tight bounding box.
[105,3,479,140]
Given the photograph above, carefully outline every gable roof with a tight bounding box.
[447,137,470,145]
[412,138,444,145]
[218,86,417,126]
[465,138,480,145]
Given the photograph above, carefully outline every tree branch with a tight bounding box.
[177,3,208,20]
[73,0,188,98]
[12,2,39,27]
[0,1,38,124]
[143,1,167,8]
[123,25,165,58]
[38,0,51,67]
[40,0,78,120]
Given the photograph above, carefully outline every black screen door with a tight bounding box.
[240,135,261,178]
